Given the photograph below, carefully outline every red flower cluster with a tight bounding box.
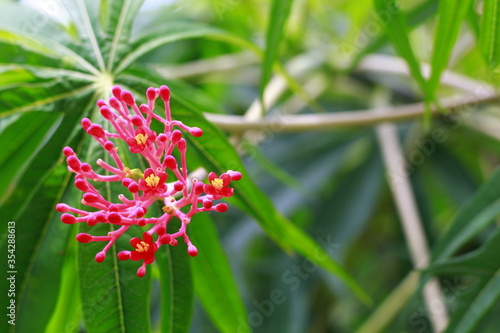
[56,85,241,277]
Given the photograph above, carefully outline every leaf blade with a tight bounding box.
[260,0,294,103]
[190,214,249,333]
[479,0,500,69]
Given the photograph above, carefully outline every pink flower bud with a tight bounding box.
[83,193,99,203]
[163,155,177,169]
[194,182,204,195]
[203,200,213,209]
[188,244,198,257]
[104,141,114,150]
[96,212,107,222]
[215,203,228,213]
[56,203,70,212]
[159,234,172,244]
[174,182,184,191]
[61,213,76,224]
[159,85,171,101]
[228,171,242,181]
[81,118,92,130]
[118,251,131,260]
[100,106,113,119]
[189,127,203,137]
[128,183,139,193]
[66,156,81,171]
[112,85,122,99]
[131,115,143,127]
[87,216,98,226]
[156,225,166,235]
[146,87,157,100]
[62,146,75,157]
[109,97,121,110]
[76,233,92,243]
[81,163,92,172]
[97,99,107,108]
[108,212,122,223]
[171,130,182,143]
[95,252,106,263]
[88,124,105,138]
[139,104,150,113]
[121,90,135,105]
[74,178,88,191]
[178,138,186,152]
[137,266,146,277]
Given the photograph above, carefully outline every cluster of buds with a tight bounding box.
[56,85,241,277]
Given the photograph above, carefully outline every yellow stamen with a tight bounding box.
[136,241,149,253]
[162,206,174,214]
[145,174,160,188]
[135,133,148,145]
[211,178,224,190]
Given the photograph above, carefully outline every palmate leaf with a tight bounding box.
[0,92,93,333]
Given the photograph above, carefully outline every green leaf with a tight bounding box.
[0,94,92,333]
[78,222,152,333]
[45,226,82,333]
[373,0,427,94]
[114,22,260,75]
[156,218,194,333]
[118,73,372,305]
[428,0,473,96]
[350,0,438,70]
[260,0,294,103]
[427,228,500,333]
[479,0,500,69]
[100,0,145,70]
[189,214,249,333]
[431,168,500,262]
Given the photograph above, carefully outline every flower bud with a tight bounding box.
[76,233,92,243]
[188,244,198,257]
[121,90,135,105]
[112,85,122,99]
[189,127,203,137]
[118,251,131,260]
[95,251,106,263]
[62,146,75,157]
[61,213,76,224]
[163,155,177,169]
[159,85,171,101]
[215,203,228,213]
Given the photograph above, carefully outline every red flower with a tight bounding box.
[138,168,167,196]
[204,172,233,199]
[130,233,157,264]
[126,128,156,153]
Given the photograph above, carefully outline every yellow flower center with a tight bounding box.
[136,241,149,253]
[135,133,148,145]
[211,178,224,190]
[145,174,160,188]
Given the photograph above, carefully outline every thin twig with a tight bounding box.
[205,91,498,132]
[374,91,449,332]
